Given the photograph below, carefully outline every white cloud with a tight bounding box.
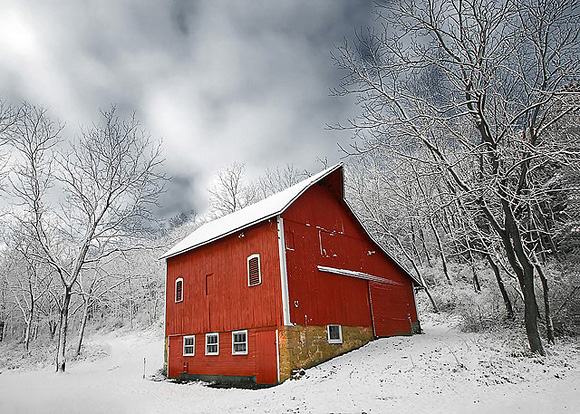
[0,0,373,218]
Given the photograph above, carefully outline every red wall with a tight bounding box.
[281,172,418,328]
[164,167,419,382]
[166,219,282,335]
[167,327,278,384]
[165,219,282,381]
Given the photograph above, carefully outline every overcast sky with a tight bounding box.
[0,0,375,219]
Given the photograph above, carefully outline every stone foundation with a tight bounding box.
[278,325,373,382]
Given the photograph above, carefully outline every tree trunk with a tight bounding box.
[429,216,452,285]
[521,267,544,355]
[410,222,424,267]
[55,288,72,372]
[76,298,90,356]
[486,254,514,319]
[48,320,57,340]
[24,318,32,351]
[418,227,433,267]
[390,233,439,312]
[536,263,555,344]
[408,256,439,313]
[468,248,481,293]
[24,300,34,351]
[489,197,544,355]
[472,263,481,292]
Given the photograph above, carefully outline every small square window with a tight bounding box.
[183,335,195,356]
[206,333,219,355]
[232,330,248,355]
[327,325,343,344]
[175,278,183,303]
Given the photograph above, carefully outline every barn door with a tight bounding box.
[369,282,412,337]
[254,330,278,384]
[167,335,183,379]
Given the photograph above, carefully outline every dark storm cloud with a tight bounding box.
[0,0,375,218]
[158,173,198,218]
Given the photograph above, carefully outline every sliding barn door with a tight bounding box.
[369,282,412,337]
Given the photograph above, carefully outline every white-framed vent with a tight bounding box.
[175,277,184,303]
[247,254,261,286]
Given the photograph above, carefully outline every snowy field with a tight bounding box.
[1,318,578,414]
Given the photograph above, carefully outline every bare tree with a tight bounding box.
[345,157,440,312]
[7,105,166,371]
[4,239,54,350]
[208,162,257,216]
[256,164,309,199]
[333,0,580,353]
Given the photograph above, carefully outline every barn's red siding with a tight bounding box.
[281,170,418,330]
[166,219,282,335]
[165,219,282,382]
[164,165,419,384]
[167,327,278,383]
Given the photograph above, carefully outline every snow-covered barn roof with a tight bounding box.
[161,163,420,286]
[161,164,343,259]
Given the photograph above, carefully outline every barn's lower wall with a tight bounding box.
[166,327,279,384]
[278,325,373,382]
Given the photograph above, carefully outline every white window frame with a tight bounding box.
[231,330,248,355]
[175,277,184,303]
[183,335,195,356]
[247,254,262,286]
[327,324,343,344]
[205,332,219,355]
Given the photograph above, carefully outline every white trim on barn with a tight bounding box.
[317,266,403,286]
[276,328,280,384]
[277,216,291,326]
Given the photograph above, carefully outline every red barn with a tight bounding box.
[162,164,421,385]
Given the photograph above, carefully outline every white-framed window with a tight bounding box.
[327,324,343,344]
[247,254,261,286]
[175,277,184,303]
[183,335,195,356]
[205,332,219,355]
[232,330,248,355]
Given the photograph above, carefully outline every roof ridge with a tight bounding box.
[160,163,342,259]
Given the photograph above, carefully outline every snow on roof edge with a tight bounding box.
[160,163,343,259]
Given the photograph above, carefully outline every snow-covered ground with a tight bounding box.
[1,318,578,414]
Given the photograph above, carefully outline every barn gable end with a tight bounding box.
[163,164,420,385]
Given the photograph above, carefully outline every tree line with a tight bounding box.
[0,0,578,374]
[332,0,579,354]
[0,103,168,371]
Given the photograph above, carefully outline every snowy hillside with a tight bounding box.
[1,316,578,414]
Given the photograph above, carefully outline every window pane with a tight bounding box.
[330,326,339,339]
[328,325,341,342]
[184,335,195,355]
